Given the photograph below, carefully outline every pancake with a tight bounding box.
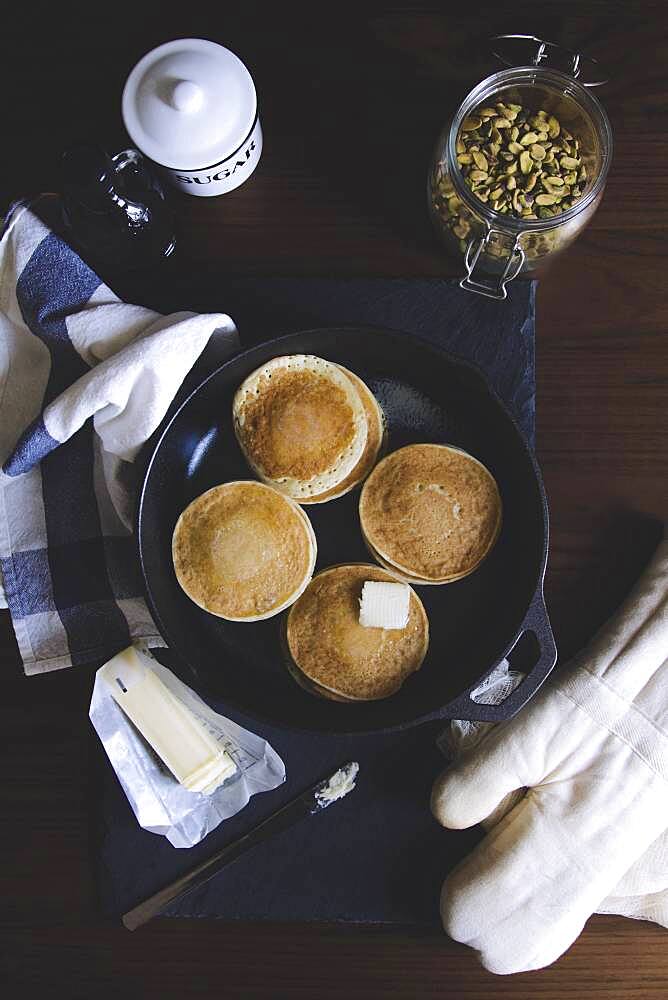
[301,365,386,504]
[172,481,316,622]
[280,626,361,702]
[361,529,474,586]
[285,564,429,701]
[233,355,368,501]
[361,529,443,585]
[359,444,502,583]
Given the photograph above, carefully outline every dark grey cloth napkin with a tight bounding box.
[97,276,536,924]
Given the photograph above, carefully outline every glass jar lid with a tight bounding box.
[490,34,608,87]
[122,38,257,171]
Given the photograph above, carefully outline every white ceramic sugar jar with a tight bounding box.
[122,38,262,197]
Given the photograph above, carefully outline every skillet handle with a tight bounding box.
[433,586,557,724]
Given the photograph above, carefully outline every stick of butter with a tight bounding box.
[99,647,236,795]
[359,580,410,629]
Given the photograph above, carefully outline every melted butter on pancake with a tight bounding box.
[172,481,316,621]
[301,366,385,504]
[209,514,275,581]
[233,356,368,500]
[251,368,354,479]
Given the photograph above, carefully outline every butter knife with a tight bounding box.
[122,761,359,930]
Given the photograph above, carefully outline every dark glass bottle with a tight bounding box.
[61,144,176,274]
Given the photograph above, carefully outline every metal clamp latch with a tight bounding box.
[459,230,525,301]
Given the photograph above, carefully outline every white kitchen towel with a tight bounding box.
[0,196,239,674]
[432,532,668,975]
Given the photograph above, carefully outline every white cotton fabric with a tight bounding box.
[43,303,234,466]
[0,198,239,672]
[432,534,668,975]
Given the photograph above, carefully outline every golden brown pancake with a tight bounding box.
[285,564,429,701]
[280,625,360,702]
[359,444,501,582]
[301,366,385,504]
[172,481,316,621]
[361,529,473,586]
[233,355,368,501]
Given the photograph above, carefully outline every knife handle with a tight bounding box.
[122,794,310,930]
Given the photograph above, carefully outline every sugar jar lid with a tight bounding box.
[122,38,257,171]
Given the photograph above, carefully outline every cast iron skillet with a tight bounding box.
[137,327,556,733]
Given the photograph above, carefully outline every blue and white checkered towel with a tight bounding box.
[0,196,238,674]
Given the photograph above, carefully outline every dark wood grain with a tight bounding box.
[2,2,668,997]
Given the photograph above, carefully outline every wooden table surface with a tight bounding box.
[3,2,667,997]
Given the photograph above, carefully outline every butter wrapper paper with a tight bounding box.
[89,649,286,848]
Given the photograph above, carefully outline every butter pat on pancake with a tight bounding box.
[233,355,368,500]
[359,580,410,629]
[359,444,501,582]
[172,481,316,621]
[286,564,429,701]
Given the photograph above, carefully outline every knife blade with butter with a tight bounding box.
[122,761,360,930]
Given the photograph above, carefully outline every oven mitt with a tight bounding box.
[431,533,668,975]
